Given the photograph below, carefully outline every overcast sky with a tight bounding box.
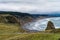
[0,0,60,14]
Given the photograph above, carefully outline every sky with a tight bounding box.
[0,0,60,14]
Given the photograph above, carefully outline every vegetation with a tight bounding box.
[0,14,60,40]
[0,23,60,40]
[0,33,60,40]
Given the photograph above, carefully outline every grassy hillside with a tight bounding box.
[0,14,27,32]
[0,33,60,40]
[0,23,60,40]
[0,14,60,40]
[0,23,27,40]
[0,23,22,33]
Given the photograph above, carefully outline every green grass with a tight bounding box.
[0,23,60,40]
[0,23,20,33]
[0,23,26,33]
[3,33,60,40]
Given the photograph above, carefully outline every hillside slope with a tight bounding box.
[0,14,28,33]
[0,33,60,40]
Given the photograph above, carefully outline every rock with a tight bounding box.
[45,21,55,30]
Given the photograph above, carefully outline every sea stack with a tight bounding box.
[45,21,55,30]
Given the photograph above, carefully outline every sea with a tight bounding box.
[23,17,60,31]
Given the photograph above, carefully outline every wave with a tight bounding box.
[23,17,60,31]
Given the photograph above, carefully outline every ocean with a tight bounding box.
[23,17,60,31]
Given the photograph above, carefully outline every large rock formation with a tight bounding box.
[45,21,55,30]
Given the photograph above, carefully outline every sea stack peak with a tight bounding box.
[46,21,55,30]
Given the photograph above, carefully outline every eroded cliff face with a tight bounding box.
[0,12,47,32]
[0,14,33,32]
[0,14,34,25]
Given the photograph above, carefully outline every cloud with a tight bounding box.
[0,3,38,13]
[0,0,60,13]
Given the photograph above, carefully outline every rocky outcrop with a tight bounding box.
[46,21,55,30]
[0,14,34,26]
